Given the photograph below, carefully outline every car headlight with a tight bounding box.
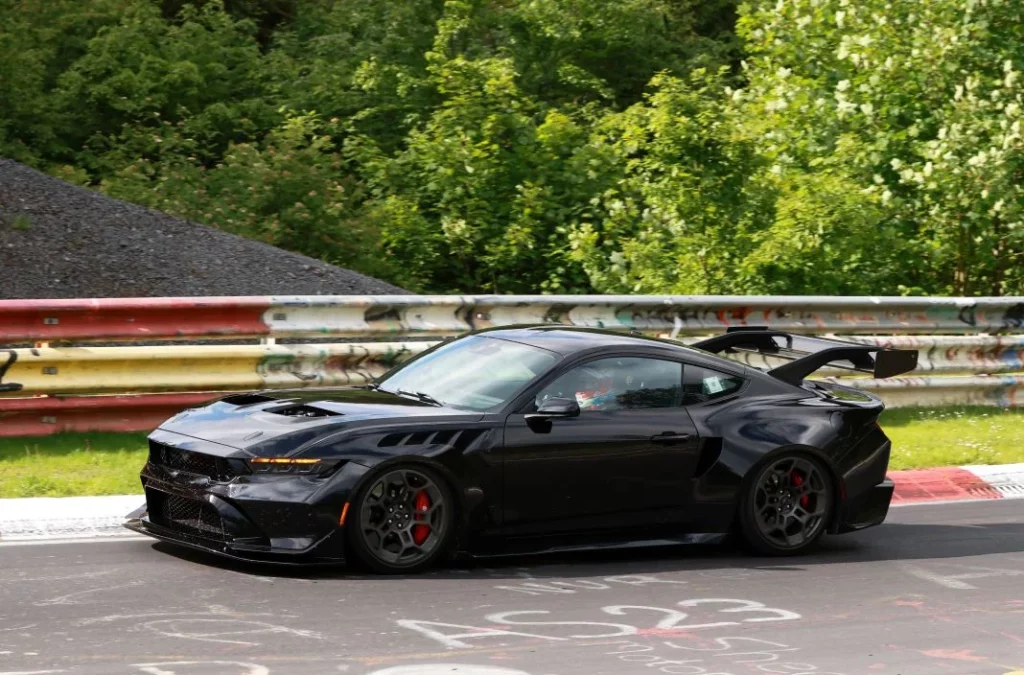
[247,458,341,476]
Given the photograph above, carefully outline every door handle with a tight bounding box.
[651,431,691,444]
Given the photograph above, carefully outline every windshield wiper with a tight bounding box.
[396,389,444,407]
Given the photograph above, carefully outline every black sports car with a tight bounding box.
[126,326,917,573]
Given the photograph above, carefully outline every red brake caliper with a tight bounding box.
[792,471,810,509]
[412,490,431,545]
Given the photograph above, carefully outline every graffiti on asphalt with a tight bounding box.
[598,635,845,674]
[367,667,532,675]
[495,574,689,596]
[903,562,1024,590]
[134,662,269,675]
[397,597,802,649]
[78,608,325,646]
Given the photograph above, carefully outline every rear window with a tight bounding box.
[683,366,744,404]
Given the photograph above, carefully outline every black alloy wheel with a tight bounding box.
[347,465,454,573]
[739,454,833,555]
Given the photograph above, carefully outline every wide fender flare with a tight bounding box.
[345,455,472,539]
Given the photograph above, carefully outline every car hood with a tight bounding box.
[155,387,485,457]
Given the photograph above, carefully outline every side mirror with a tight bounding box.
[525,397,580,433]
[535,397,581,417]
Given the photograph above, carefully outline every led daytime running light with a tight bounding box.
[250,458,320,464]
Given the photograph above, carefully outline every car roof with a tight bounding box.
[475,325,718,361]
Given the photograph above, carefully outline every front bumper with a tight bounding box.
[125,507,347,565]
[128,452,369,566]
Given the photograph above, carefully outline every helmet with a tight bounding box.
[574,366,616,410]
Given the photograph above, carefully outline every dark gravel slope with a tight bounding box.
[0,159,407,298]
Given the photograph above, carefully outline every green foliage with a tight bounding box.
[57,1,277,172]
[882,406,1024,470]
[735,0,1024,295]
[101,111,399,281]
[0,432,149,497]
[1,0,1021,295]
[567,69,769,294]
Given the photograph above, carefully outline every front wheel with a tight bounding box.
[346,464,455,574]
[738,453,833,556]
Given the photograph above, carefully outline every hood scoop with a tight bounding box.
[268,404,341,419]
[222,393,278,407]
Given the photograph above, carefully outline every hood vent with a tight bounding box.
[222,393,277,406]
[378,429,482,449]
[269,404,340,419]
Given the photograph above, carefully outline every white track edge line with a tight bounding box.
[0,535,149,547]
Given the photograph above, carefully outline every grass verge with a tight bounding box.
[881,406,1024,470]
[0,432,148,497]
[1,406,1023,497]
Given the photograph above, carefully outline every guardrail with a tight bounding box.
[0,393,218,437]
[5,295,1024,342]
[2,295,1023,436]
[2,342,422,394]
[5,336,1024,396]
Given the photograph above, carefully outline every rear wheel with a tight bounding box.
[347,464,455,574]
[739,453,833,556]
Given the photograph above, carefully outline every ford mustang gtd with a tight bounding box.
[126,326,917,573]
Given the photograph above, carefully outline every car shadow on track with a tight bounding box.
[149,515,1024,581]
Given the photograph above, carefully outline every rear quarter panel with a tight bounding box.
[686,373,884,511]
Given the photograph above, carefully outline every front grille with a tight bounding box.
[153,492,225,540]
[149,441,236,482]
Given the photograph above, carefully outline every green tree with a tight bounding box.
[566,69,770,294]
[55,0,277,175]
[348,1,631,292]
[736,0,1024,295]
[0,0,129,163]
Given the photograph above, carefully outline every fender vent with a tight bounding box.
[407,431,432,445]
[453,429,484,450]
[432,430,457,445]
[378,429,480,448]
[693,438,723,478]
[378,433,405,447]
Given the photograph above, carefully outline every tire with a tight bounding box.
[346,463,456,574]
[738,452,834,556]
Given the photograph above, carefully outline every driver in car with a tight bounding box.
[572,366,619,411]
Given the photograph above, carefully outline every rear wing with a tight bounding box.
[691,327,918,385]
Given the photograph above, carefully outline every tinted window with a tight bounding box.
[683,366,744,404]
[535,357,683,412]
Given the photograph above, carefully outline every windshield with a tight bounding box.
[376,335,559,411]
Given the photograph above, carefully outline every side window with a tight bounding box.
[683,366,744,405]
[534,357,682,412]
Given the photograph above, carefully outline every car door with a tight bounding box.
[501,355,701,537]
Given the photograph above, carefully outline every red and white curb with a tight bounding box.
[890,462,1024,504]
[0,464,1022,542]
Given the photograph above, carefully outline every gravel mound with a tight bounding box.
[0,159,407,298]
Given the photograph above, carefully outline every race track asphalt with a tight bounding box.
[1,500,1023,675]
